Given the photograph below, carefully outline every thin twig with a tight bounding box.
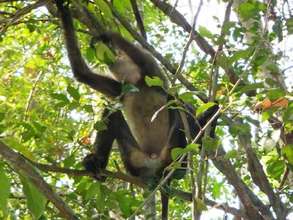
[24,71,44,121]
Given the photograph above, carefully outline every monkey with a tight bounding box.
[55,1,219,219]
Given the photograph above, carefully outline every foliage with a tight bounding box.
[0,0,292,219]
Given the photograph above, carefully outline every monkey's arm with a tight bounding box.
[55,1,121,98]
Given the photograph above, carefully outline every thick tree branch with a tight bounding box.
[238,131,287,219]
[0,141,78,220]
[27,157,145,188]
[211,146,274,220]
[25,152,246,218]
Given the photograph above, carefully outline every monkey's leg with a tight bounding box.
[111,112,143,177]
[161,189,169,220]
[83,110,118,180]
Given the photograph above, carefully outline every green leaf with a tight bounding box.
[185,143,200,153]
[0,112,5,122]
[32,121,47,134]
[85,182,101,201]
[51,93,70,102]
[286,18,293,34]
[198,26,213,39]
[266,159,285,180]
[283,145,293,165]
[21,176,47,219]
[171,147,184,161]
[95,43,115,65]
[238,2,258,20]
[63,155,75,167]
[179,92,197,104]
[122,84,139,94]
[115,190,136,217]
[229,123,251,136]
[224,149,238,160]
[94,120,108,131]
[202,136,218,151]
[85,47,96,62]
[83,104,94,113]
[67,85,80,101]
[21,122,37,142]
[237,82,264,93]
[145,76,164,88]
[267,88,285,100]
[212,182,222,199]
[261,111,271,121]
[0,166,10,214]
[229,48,254,64]
[196,102,216,117]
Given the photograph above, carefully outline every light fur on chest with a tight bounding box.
[123,87,170,155]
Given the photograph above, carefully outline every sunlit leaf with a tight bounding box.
[145,76,164,88]
[171,147,184,161]
[198,26,213,39]
[196,102,216,117]
[283,145,293,165]
[21,177,47,219]
[0,166,10,214]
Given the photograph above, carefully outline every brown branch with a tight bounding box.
[130,0,147,40]
[210,146,273,220]
[149,0,240,85]
[238,129,287,219]
[27,158,145,188]
[0,0,48,33]
[0,141,78,220]
[172,189,246,218]
[3,142,252,218]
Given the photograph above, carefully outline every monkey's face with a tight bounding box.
[109,51,141,84]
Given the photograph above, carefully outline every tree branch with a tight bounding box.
[0,141,78,220]
[211,146,274,220]
[149,0,240,85]
[130,0,147,40]
[238,128,287,219]
[0,0,48,33]
[27,157,145,188]
[172,189,247,218]
[4,141,247,218]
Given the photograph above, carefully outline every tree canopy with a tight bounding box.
[0,0,292,219]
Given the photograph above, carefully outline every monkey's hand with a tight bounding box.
[83,153,107,181]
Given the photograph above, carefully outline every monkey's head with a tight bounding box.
[109,50,142,84]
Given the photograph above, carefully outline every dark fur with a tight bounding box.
[55,1,218,219]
